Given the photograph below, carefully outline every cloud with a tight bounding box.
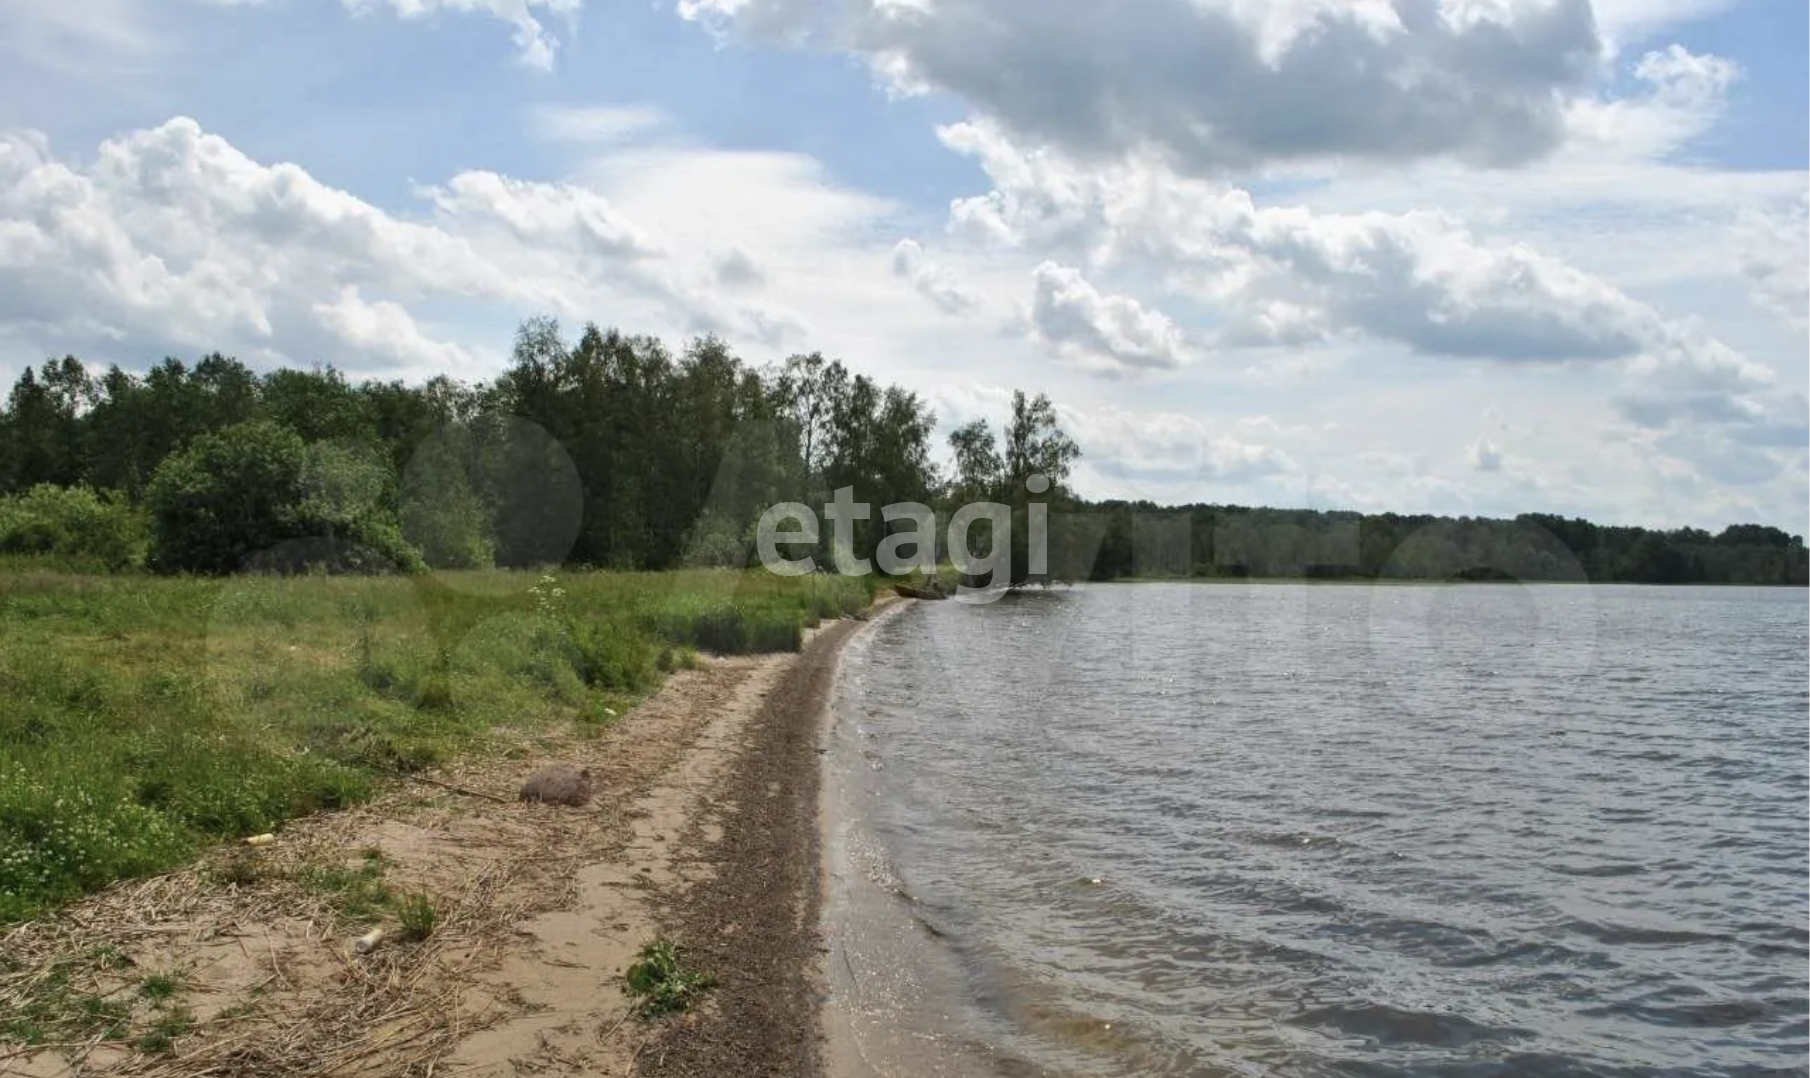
[1026,262,1188,373]
[526,104,669,144]
[0,110,1006,398]
[419,170,665,262]
[0,116,777,378]
[1588,0,1746,53]
[680,0,1610,172]
[1470,435,1504,472]
[713,246,765,288]
[940,118,1777,384]
[1564,44,1742,159]
[0,0,167,71]
[208,0,586,68]
[1735,194,1809,332]
[312,285,482,371]
[1060,404,1297,496]
[890,238,976,315]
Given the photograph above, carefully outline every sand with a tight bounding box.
[0,597,900,1078]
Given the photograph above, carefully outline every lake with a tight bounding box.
[822,583,1809,1077]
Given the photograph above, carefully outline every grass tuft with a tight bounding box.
[623,937,716,1018]
[395,891,439,942]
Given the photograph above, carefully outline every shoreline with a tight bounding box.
[0,598,897,1078]
[629,595,901,1076]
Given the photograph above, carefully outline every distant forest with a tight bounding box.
[1,317,1803,586]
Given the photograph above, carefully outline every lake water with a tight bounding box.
[822,583,1809,1078]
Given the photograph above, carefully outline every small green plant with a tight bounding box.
[395,891,439,942]
[138,972,178,1003]
[133,1006,193,1054]
[623,937,716,1018]
[527,573,567,619]
[293,850,394,922]
[0,954,132,1045]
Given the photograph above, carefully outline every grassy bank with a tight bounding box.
[0,566,874,923]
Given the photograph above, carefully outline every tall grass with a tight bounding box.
[0,566,876,923]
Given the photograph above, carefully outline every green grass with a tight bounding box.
[137,972,179,1004]
[622,937,716,1018]
[132,1006,194,1054]
[0,566,875,924]
[395,891,439,942]
[294,849,397,923]
[0,948,135,1046]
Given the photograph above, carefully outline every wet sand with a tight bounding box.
[817,597,1017,1078]
[1,601,896,1078]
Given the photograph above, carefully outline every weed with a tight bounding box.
[0,955,132,1045]
[293,850,394,922]
[133,1006,193,1054]
[395,891,439,942]
[87,944,132,971]
[527,573,566,619]
[138,972,178,1003]
[623,937,716,1018]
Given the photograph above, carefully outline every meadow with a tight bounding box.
[0,564,875,923]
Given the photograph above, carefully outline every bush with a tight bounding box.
[0,485,147,571]
[569,620,660,691]
[145,421,425,575]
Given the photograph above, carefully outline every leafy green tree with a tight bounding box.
[146,420,311,574]
[1,359,90,492]
[145,420,422,575]
[398,426,495,570]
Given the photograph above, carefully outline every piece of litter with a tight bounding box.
[354,928,386,954]
[243,833,275,847]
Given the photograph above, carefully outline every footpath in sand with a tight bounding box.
[1,605,885,1078]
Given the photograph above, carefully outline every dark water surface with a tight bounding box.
[823,584,1809,1078]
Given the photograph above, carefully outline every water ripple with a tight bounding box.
[832,584,1810,1078]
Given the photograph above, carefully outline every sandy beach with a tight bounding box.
[1,598,898,1078]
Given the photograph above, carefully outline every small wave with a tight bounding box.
[1547,860,1647,878]
[1561,918,1732,947]
[1438,938,1616,971]
[1317,805,1398,821]
[1288,1001,1534,1049]
[1585,994,1798,1030]
[1233,829,1348,851]
[1736,921,1810,945]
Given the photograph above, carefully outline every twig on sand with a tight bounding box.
[408,776,513,804]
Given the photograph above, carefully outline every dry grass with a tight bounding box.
[0,689,706,1077]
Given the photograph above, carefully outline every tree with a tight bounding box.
[1,360,89,492]
[1002,390,1079,493]
[145,420,421,575]
[947,420,1002,504]
[399,427,495,569]
[944,391,1082,587]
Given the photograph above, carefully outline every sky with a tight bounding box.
[0,0,1805,533]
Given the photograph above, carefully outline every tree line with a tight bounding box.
[0,317,1802,586]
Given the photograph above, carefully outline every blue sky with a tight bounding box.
[0,0,1804,534]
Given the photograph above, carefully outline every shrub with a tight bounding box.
[145,421,425,575]
[0,485,147,571]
